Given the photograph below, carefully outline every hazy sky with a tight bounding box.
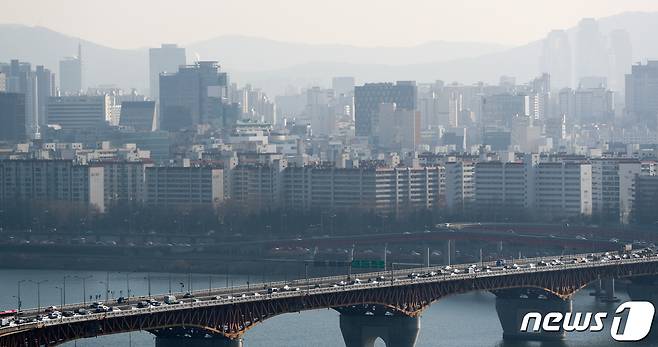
[2,0,658,48]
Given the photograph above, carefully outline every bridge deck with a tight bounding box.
[2,249,657,339]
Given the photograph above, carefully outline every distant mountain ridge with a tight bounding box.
[1,11,658,95]
[186,35,509,71]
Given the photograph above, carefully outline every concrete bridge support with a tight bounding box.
[600,278,619,302]
[339,309,420,347]
[152,327,243,347]
[494,289,572,341]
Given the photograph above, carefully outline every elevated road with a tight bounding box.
[1,248,658,346]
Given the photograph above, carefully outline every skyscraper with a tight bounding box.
[159,61,228,131]
[59,44,82,95]
[149,44,186,100]
[1,60,37,138]
[540,30,571,89]
[332,76,355,96]
[625,61,658,129]
[608,29,632,93]
[354,81,417,137]
[0,92,26,142]
[35,65,55,131]
[575,18,608,83]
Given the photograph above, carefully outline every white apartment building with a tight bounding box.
[229,159,287,211]
[283,165,444,214]
[590,159,641,223]
[474,161,529,209]
[474,160,593,219]
[0,159,104,212]
[444,160,475,212]
[534,162,592,218]
[145,166,223,207]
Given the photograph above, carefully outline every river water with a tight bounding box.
[0,268,654,347]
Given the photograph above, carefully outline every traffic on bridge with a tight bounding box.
[1,247,658,347]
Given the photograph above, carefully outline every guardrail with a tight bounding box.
[3,250,656,334]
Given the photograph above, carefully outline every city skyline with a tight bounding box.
[1,1,658,49]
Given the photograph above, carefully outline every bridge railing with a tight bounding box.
[5,250,656,331]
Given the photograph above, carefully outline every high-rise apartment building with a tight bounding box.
[149,44,186,100]
[534,162,592,218]
[145,166,223,207]
[99,160,154,206]
[634,176,658,224]
[354,81,417,137]
[590,159,641,223]
[474,161,529,210]
[0,159,104,212]
[444,160,475,213]
[474,160,593,218]
[283,165,444,214]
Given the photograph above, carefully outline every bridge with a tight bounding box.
[2,249,658,347]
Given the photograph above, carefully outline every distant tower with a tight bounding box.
[575,19,608,83]
[149,44,186,100]
[540,30,572,89]
[59,43,82,95]
[608,29,632,94]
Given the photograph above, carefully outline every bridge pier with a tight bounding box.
[151,327,242,347]
[494,289,572,341]
[600,278,619,302]
[337,306,420,347]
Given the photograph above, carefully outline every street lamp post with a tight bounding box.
[17,280,26,312]
[305,262,309,293]
[75,275,93,306]
[29,280,48,312]
[63,275,73,307]
[145,273,152,298]
[55,286,63,307]
[126,273,131,298]
[105,272,110,302]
